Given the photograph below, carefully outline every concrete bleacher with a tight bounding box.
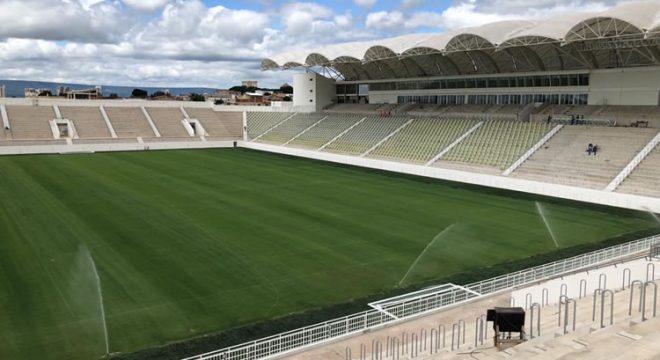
[617,145,660,198]
[287,256,660,360]
[368,117,478,163]
[436,121,553,171]
[512,126,658,189]
[324,103,379,114]
[6,105,55,140]
[59,106,111,138]
[104,107,155,138]
[322,116,411,155]
[286,113,364,150]
[146,107,189,137]
[246,112,294,139]
[256,113,326,145]
[185,108,242,139]
[533,105,660,127]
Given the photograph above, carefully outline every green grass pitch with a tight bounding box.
[0,148,656,359]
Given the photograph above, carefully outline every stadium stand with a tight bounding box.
[368,117,478,163]
[185,108,243,139]
[286,113,364,149]
[436,121,553,171]
[246,112,294,139]
[104,107,155,138]
[322,116,411,155]
[145,107,189,137]
[256,113,326,145]
[511,126,658,189]
[324,103,379,114]
[285,256,660,360]
[59,106,111,138]
[532,105,660,127]
[5,105,55,140]
[617,146,660,198]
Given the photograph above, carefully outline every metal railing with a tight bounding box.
[183,234,659,360]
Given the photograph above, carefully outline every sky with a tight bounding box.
[0,0,634,89]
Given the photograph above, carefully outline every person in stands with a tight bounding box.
[592,144,598,156]
[586,143,593,155]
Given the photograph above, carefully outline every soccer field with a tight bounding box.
[0,148,656,360]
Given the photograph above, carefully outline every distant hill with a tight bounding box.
[0,80,217,98]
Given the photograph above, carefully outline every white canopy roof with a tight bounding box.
[263,1,660,80]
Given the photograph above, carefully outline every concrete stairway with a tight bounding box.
[59,106,111,138]
[5,105,55,139]
[511,126,657,189]
[105,107,155,138]
[146,107,189,137]
[186,108,243,139]
[617,145,660,198]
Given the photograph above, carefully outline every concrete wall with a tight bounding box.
[0,140,235,156]
[588,66,660,106]
[293,73,336,111]
[241,141,660,213]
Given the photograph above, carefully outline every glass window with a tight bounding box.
[551,76,561,87]
[497,78,509,87]
[447,80,457,89]
[579,74,589,86]
[569,74,579,86]
[525,77,534,87]
[477,79,487,88]
[465,79,476,88]
[560,75,569,87]
[487,78,497,88]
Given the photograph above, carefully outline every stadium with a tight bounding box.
[1,1,660,360]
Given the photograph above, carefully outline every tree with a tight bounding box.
[38,90,52,97]
[214,99,225,105]
[131,88,148,98]
[280,84,293,94]
[189,93,206,102]
[151,90,167,98]
[108,93,119,99]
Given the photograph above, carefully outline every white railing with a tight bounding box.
[604,131,660,192]
[183,233,660,360]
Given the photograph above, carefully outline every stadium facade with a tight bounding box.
[263,1,660,110]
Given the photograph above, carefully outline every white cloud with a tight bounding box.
[0,0,128,43]
[122,0,171,11]
[0,0,642,88]
[401,0,424,9]
[354,0,378,7]
[365,11,405,30]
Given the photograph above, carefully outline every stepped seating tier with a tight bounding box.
[186,108,242,139]
[512,126,657,189]
[256,113,326,145]
[617,144,660,198]
[146,107,189,137]
[287,114,364,150]
[533,105,660,127]
[322,116,411,155]
[246,112,294,139]
[6,105,55,140]
[59,106,110,138]
[368,117,477,163]
[439,121,553,170]
[105,107,155,138]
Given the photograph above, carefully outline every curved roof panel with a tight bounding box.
[262,1,660,77]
